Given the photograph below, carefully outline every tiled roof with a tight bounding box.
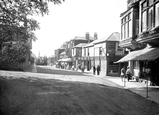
[74,36,94,41]
[93,32,120,44]
[84,40,98,48]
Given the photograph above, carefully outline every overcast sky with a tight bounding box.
[32,0,127,57]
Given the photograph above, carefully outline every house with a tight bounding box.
[54,48,65,62]
[82,32,123,76]
[81,33,98,71]
[117,0,159,85]
[69,32,95,68]
[72,43,87,69]
[93,32,122,76]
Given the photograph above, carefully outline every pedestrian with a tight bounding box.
[126,66,132,81]
[81,65,85,73]
[120,67,125,81]
[93,66,96,75]
[97,65,100,75]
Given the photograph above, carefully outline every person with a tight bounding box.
[93,66,96,75]
[81,65,85,73]
[126,66,132,81]
[120,67,125,81]
[97,65,100,75]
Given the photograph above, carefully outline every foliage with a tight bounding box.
[0,0,64,43]
[0,44,28,70]
[0,0,64,70]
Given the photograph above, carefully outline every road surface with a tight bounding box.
[37,65,89,76]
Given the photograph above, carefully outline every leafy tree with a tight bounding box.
[0,0,64,70]
[0,0,64,43]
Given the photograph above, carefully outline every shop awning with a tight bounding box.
[58,58,72,62]
[115,47,154,63]
[133,48,159,61]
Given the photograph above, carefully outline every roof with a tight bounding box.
[84,40,97,48]
[74,43,87,48]
[58,58,72,62]
[73,36,94,41]
[93,32,120,44]
[60,51,66,55]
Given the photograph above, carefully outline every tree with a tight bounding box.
[0,0,64,70]
[0,0,64,43]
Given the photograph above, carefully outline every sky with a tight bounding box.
[32,0,128,57]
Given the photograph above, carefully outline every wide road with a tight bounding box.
[1,68,159,115]
[36,65,90,76]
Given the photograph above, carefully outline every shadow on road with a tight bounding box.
[37,66,90,76]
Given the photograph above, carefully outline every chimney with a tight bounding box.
[86,32,90,43]
[94,32,98,40]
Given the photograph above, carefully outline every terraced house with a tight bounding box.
[117,0,159,85]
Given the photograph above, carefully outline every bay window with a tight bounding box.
[121,12,132,40]
[140,0,159,32]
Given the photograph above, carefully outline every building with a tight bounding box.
[118,0,159,85]
[82,32,123,76]
[93,32,122,76]
[54,48,65,62]
[72,43,87,69]
[70,32,95,68]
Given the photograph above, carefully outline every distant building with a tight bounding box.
[72,43,87,69]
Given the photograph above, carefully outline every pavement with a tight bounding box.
[2,64,159,105]
[84,70,159,105]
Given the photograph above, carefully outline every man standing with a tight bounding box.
[93,66,96,75]
[126,66,132,81]
[97,65,100,75]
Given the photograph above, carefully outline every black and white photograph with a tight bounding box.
[1,0,159,115]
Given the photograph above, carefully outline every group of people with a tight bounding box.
[93,65,101,75]
[120,66,132,81]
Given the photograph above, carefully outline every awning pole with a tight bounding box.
[124,62,126,87]
[146,60,149,98]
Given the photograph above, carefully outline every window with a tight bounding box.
[133,61,139,69]
[99,47,102,55]
[142,1,147,11]
[141,10,147,32]
[155,2,159,27]
[148,0,154,6]
[141,1,147,32]
[128,13,132,37]
[121,12,132,40]
[148,6,154,29]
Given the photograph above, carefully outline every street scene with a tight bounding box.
[1,0,159,115]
